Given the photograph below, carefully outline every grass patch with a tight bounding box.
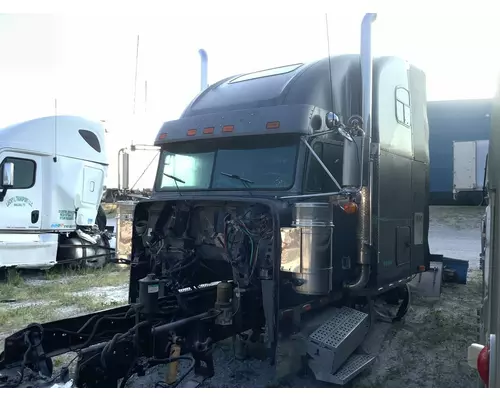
[0,264,130,340]
[0,264,129,303]
[0,304,59,333]
[0,292,127,333]
[58,293,124,313]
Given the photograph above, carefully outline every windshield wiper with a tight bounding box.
[220,172,254,197]
[163,173,185,184]
[219,172,254,185]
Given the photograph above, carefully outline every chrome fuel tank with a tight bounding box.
[280,202,334,295]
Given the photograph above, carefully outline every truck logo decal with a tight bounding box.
[6,196,33,208]
[51,223,76,229]
[58,209,75,221]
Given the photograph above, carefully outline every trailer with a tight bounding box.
[452,139,489,201]
[0,13,453,388]
[428,99,492,205]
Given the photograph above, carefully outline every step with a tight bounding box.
[306,306,372,385]
[328,353,375,386]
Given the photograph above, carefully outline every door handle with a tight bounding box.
[31,210,40,224]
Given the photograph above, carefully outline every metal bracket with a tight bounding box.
[181,349,215,388]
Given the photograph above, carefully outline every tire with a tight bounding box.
[96,205,107,231]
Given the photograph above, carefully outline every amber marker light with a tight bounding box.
[343,201,358,214]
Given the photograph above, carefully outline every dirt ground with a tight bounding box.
[0,266,130,350]
[0,206,485,388]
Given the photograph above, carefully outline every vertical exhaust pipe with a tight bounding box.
[117,148,130,190]
[361,13,377,157]
[346,13,377,290]
[122,151,130,190]
[199,49,208,92]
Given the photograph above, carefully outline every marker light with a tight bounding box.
[203,127,215,134]
[187,129,197,136]
[477,345,490,387]
[222,125,234,133]
[159,133,167,139]
[266,121,280,129]
[343,202,358,214]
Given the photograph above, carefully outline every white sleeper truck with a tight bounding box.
[0,115,112,273]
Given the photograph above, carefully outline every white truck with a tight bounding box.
[0,115,112,273]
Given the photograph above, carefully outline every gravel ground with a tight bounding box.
[0,206,485,388]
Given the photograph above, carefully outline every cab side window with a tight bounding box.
[305,141,343,192]
[396,87,411,128]
[0,157,36,189]
[322,143,343,191]
[305,142,324,192]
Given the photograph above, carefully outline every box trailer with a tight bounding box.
[453,139,489,199]
[428,99,491,205]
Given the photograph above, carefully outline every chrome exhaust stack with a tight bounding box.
[199,49,208,92]
[117,148,130,190]
[346,12,377,290]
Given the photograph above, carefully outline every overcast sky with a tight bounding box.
[0,6,497,188]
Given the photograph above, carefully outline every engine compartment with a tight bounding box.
[129,199,278,311]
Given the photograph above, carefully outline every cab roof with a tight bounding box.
[155,54,365,145]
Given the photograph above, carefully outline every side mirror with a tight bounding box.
[325,112,341,129]
[2,162,14,187]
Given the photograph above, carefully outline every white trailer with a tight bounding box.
[0,115,112,270]
[453,139,489,198]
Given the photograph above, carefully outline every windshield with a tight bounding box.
[155,135,299,191]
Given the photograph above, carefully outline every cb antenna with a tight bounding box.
[144,80,148,114]
[53,98,58,162]
[325,14,335,114]
[133,34,140,115]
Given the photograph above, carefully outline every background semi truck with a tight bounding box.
[0,116,113,271]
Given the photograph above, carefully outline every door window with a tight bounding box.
[0,157,36,189]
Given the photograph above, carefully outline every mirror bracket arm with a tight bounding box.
[0,188,8,202]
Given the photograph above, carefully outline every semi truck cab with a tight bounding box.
[0,115,111,270]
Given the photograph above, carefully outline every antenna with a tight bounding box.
[325,14,335,114]
[133,35,140,115]
[144,80,148,114]
[53,98,58,162]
